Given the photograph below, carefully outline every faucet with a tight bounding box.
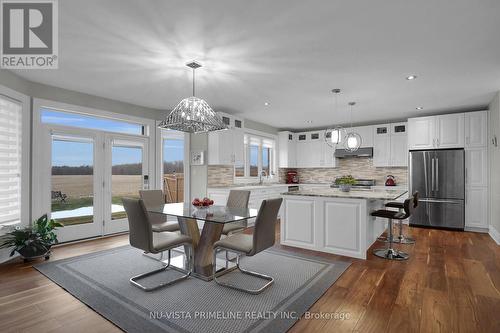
[259,170,268,185]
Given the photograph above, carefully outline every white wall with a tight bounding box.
[488,92,500,242]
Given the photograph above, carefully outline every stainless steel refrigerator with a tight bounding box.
[409,149,465,230]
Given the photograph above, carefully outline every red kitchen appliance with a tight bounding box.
[286,171,299,184]
[385,175,396,186]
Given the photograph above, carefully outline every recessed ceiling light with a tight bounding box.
[264,102,270,106]
[406,75,418,80]
[416,106,424,110]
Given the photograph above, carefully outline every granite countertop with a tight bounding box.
[282,188,408,200]
[208,183,289,190]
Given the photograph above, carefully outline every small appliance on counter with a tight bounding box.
[286,171,299,184]
[385,175,396,186]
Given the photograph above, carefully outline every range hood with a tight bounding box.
[334,147,373,158]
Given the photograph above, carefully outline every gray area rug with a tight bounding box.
[35,246,350,333]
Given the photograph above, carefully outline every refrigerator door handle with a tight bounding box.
[435,157,439,192]
[431,157,435,192]
[419,198,464,204]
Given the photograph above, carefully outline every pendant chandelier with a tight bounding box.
[344,101,362,152]
[324,89,346,148]
[158,61,227,133]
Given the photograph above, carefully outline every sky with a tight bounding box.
[45,109,184,166]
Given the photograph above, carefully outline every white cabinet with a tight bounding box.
[294,131,336,168]
[466,187,488,229]
[465,111,488,148]
[278,131,296,168]
[390,122,408,167]
[465,148,488,187]
[373,124,391,166]
[436,114,464,148]
[408,114,464,150]
[349,125,373,148]
[208,128,245,165]
[373,122,407,167]
[408,116,436,150]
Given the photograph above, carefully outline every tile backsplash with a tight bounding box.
[207,165,234,187]
[279,157,408,186]
[208,158,408,187]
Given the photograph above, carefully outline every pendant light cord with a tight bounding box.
[192,68,195,97]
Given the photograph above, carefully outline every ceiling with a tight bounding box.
[11,0,500,129]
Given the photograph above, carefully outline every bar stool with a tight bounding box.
[371,194,418,260]
[385,192,419,244]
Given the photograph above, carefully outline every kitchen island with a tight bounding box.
[280,188,407,259]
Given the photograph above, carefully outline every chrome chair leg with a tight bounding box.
[394,220,415,244]
[213,247,274,295]
[131,242,193,292]
[373,219,409,261]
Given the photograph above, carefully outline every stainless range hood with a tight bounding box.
[334,147,373,158]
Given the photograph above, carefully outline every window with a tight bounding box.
[235,134,276,179]
[162,130,185,203]
[0,96,22,225]
[41,108,145,135]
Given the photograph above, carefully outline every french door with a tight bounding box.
[103,134,148,235]
[44,126,149,242]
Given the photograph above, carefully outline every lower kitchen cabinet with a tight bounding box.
[465,187,488,229]
[207,185,288,219]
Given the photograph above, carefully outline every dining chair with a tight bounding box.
[222,190,251,235]
[212,198,283,294]
[139,190,180,233]
[123,198,193,291]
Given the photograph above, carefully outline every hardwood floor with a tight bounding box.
[1,226,499,332]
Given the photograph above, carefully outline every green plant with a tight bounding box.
[335,175,357,186]
[0,215,63,257]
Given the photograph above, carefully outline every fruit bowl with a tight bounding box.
[191,197,214,209]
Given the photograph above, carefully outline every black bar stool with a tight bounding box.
[371,193,418,260]
[385,192,418,244]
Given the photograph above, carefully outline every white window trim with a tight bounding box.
[0,85,30,228]
[234,128,278,184]
[32,98,157,223]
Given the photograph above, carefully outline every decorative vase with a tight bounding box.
[339,184,351,192]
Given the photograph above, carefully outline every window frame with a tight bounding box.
[0,85,30,228]
[234,131,277,183]
[156,126,190,204]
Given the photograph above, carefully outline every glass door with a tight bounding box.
[49,132,103,242]
[104,135,148,235]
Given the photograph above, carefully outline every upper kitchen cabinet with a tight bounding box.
[208,112,245,165]
[390,122,408,166]
[348,125,373,148]
[373,124,391,166]
[408,116,436,150]
[373,122,408,167]
[436,113,464,148]
[465,111,488,148]
[294,130,336,168]
[408,113,464,150]
[278,131,296,168]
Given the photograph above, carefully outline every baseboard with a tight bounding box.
[489,225,500,245]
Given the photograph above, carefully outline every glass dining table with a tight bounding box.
[146,202,258,280]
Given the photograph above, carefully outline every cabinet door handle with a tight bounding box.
[465,168,468,185]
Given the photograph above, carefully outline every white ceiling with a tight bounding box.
[11,0,500,129]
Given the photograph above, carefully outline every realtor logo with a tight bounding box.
[1,0,58,69]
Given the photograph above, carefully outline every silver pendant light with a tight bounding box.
[344,101,362,151]
[158,61,227,133]
[324,89,346,148]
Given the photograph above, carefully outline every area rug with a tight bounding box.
[34,246,350,333]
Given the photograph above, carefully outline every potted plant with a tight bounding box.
[335,175,357,192]
[0,214,63,262]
